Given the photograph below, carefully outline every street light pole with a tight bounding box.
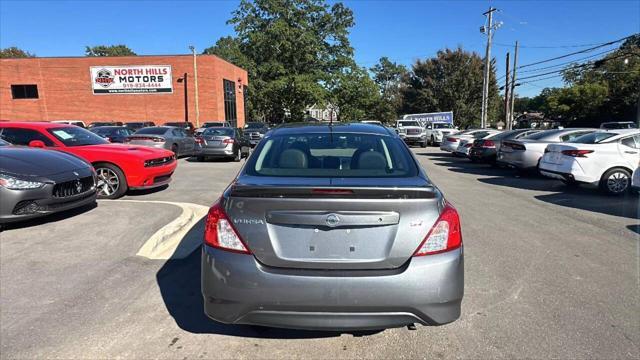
[189,45,200,128]
[177,73,189,122]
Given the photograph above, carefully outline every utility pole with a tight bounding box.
[504,52,510,130]
[189,45,200,128]
[509,41,519,130]
[480,7,500,129]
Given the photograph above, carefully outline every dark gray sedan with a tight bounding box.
[195,128,251,161]
[0,139,97,225]
[201,123,464,330]
[125,126,197,157]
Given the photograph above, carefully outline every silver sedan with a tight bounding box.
[125,126,198,157]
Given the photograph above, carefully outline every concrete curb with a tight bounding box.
[106,200,209,260]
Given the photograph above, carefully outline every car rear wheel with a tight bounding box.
[233,148,241,162]
[94,163,128,199]
[600,168,631,195]
[171,144,179,156]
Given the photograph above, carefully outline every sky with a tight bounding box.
[1,0,638,97]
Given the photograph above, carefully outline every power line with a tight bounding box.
[494,41,617,49]
[517,34,636,69]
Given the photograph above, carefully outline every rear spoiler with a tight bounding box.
[229,185,437,199]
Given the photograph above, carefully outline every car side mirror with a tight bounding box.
[28,140,46,148]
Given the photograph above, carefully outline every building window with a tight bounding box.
[11,84,39,99]
[243,85,248,122]
[223,79,237,128]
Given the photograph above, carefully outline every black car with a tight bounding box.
[125,121,156,131]
[244,122,270,147]
[89,126,134,143]
[0,138,97,225]
[196,128,251,161]
[469,129,540,164]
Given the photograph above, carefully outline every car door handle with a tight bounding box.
[624,151,638,154]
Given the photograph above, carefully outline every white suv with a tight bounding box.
[539,129,640,195]
[396,120,427,147]
[425,122,458,146]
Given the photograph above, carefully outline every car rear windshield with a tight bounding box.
[570,132,618,144]
[246,132,418,178]
[203,122,224,127]
[47,127,109,146]
[204,128,234,136]
[135,127,168,135]
[399,121,420,127]
[522,130,560,140]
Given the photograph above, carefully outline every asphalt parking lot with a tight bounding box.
[1,149,638,359]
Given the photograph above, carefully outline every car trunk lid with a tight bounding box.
[223,176,441,270]
[203,135,232,148]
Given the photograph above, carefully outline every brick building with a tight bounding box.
[0,54,248,128]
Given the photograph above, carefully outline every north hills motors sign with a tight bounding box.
[90,65,173,94]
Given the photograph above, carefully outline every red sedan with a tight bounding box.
[0,122,177,199]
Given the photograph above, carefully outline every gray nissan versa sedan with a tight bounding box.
[201,123,464,331]
[0,139,97,224]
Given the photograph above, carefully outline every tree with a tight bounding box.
[370,57,407,122]
[401,47,499,129]
[85,45,136,57]
[331,66,381,121]
[0,47,35,58]
[214,0,355,122]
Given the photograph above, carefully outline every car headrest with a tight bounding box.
[279,148,308,169]
[357,151,387,170]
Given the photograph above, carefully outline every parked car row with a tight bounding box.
[0,122,178,202]
[444,126,640,195]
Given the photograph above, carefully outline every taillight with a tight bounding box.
[561,149,593,157]
[482,140,495,148]
[106,137,113,142]
[124,138,131,143]
[203,201,251,254]
[447,137,458,142]
[223,138,235,144]
[195,137,204,145]
[413,202,462,256]
[465,143,473,148]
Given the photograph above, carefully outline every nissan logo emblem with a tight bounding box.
[325,214,341,227]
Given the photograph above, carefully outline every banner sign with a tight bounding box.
[403,111,454,124]
[90,65,172,94]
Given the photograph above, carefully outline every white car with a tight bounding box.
[51,120,86,128]
[453,130,502,157]
[440,129,498,153]
[425,122,458,146]
[539,129,640,195]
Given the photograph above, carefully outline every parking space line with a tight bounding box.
[101,199,209,260]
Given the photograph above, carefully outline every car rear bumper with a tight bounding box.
[539,161,595,184]
[469,148,497,162]
[496,150,538,170]
[201,246,464,330]
[440,142,458,152]
[200,147,235,157]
